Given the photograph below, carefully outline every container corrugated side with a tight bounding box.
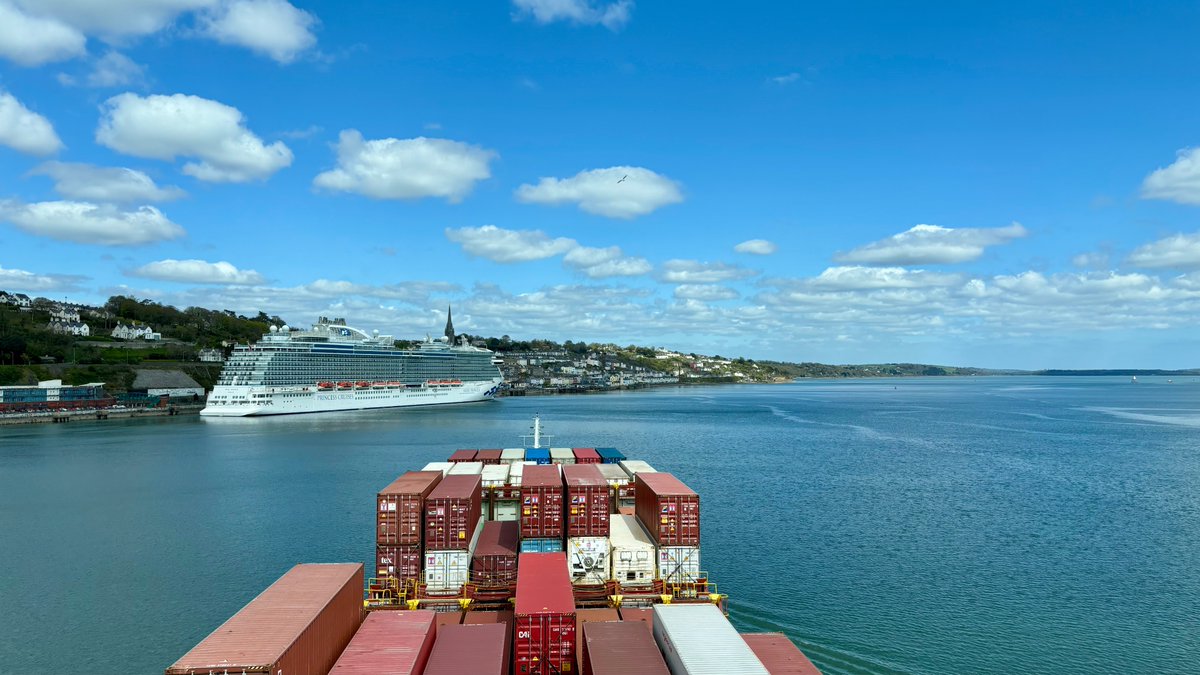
[449,448,478,462]
[574,608,620,675]
[572,447,601,463]
[463,611,515,672]
[329,609,436,675]
[473,520,520,584]
[514,553,576,675]
[377,470,443,546]
[376,543,421,581]
[564,464,609,537]
[482,463,511,488]
[635,472,700,546]
[423,623,508,675]
[596,464,629,487]
[519,537,564,553]
[595,447,625,464]
[448,460,485,476]
[520,464,564,539]
[549,447,576,464]
[477,448,504,464]
[618,607,653,629]
[166,563,363,675]
[584,620,670,675]
[424,474,483,550]
[422,461,454,476]
[501,448,525,463]
[652,604,770,675]
[609,514,656,585]
[658,545,701,583]
[425,516,484,592]
[566,536,611,585]
[525,448,551,464]
[742,633,822,675]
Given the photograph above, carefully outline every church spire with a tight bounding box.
[444,305,455,341]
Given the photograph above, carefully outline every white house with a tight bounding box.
[48,320,90,337]
[49,306,81,322]
[112,323,159,340]
[198,348,224,362]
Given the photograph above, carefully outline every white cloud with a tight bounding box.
[0,264,86,292]
[1141,147,1200,205]
[0,90,63,156]
[674,284,739,301]
[303,279,460,302]
[515,166,683,219]
[85,51,147,87]
[314,130,496,202]
[200,0,317,64]
[660,259,757,284]
[512,0,632,30]
[770,73,800,85]
[835,222,1028,265]
[13,0,215,39]
[1127,232,1200,270]
[131,259,263,284]
[807,266,962,290]
[97,92,293,182]
[1072,250,1110,270]
[734,239,777,255]
[0,1,86,65]
[563,245,651,278]
[30,161,185,202]
[446,225,577,263]
[0,200,184,245]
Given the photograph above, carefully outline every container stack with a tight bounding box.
[500,448,525,464]
[514,552,577,675]
[476,448,503,464]
[472,520,521,584]
[616,459,656,507]
[563,464,612,585]
[376,471,443,584]
[609,513,657,587]
[424,474,484,594]
[596,447,625,464]
[525,447,551,464]
[423,623,510,675]
[328,609,436,675]
[635,472,701,584]
[549,447,576,464]
[519,464,564,553]
[449,448,478,462]
[572,447,601,464]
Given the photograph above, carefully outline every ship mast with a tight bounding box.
[521,414,553,448]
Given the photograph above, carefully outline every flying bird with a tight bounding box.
[617,175,627,183]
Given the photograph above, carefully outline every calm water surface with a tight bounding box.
[1,377,1198,674]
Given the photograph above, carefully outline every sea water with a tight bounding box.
[0,377,1197,674]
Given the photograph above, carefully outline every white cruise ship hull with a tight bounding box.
[200,379,502,417]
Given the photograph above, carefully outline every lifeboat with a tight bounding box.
[336,382,352,389]
[317,382,334,389]
[355,381,370,388]
[372,382,388,388]
[387,381,402,387]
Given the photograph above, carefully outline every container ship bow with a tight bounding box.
[201,311,503,417]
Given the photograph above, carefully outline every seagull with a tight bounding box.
[617,175,627,183]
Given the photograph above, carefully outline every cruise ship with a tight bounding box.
[200,310,503,417]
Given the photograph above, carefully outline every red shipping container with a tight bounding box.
[520,465,564,539]
[634,472,700,546]
[574,608,619,674]
[166,563,363,675]
[425,474,483,550]
[514,553,576,675]
[435,611,463,629]
[425,623,509,675]
[464,610,515,671]
[378,471,443,545]
[563,464,610,537]
[473,520,521,584]
[477,448,503,464]
[618,607,653,629]
[376,543,421,582]
[449,448,478,462]
[572,448,601,464]
[583,620,670,675]
[742,633,822,675]
[329,610,436,675]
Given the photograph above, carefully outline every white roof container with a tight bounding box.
[652,604,770,675]
[500,448,525,463]
[549,447,575,464]
[421,461,454,476]
[597,464,629,486]
[618,460,656,478]
[481,463,510,488]
[448,461,484,476]
[609,514,655,586]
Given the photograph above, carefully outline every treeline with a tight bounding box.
[103,296,284,347]
[757,361,1013,378]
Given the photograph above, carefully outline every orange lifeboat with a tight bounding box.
[317,382,334,389]
[355,381,370,388]
[337,382,352,389]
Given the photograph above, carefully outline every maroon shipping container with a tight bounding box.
[473,520,520,584]
[477,448,503,464]
[583,620,671,675]
[378,471,443,545]
[449,448,478,462]
[166,563,363,675]
[424,623,509,675]
[563,464,610,537]
[464,610,515,672]
[435,611,464,629]
[743,633,823,675]
[514,553,576,675]
[520,465,564,539]
[573,608,619,674]
[634,472,700,546]
[330,610,436,675]
[376,543,421,581]
[618,607,653,630]
[425,474,483,550]
[572,447,601,464]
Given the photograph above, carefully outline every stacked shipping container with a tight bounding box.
[583,620,671,675]
[376,471,442,583]
[636,472,701,584]
[514,553,576,675]
[473,520,521,584]
[520,464,564,541]
[425,474,483,549]
[328,609,436,675]
[564,464,611,585]
[572,447,601,463]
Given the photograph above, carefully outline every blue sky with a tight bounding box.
[2,1,1200,369]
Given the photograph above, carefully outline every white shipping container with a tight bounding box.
[424,517,483,592]
[506,461,537,487]
[652,604,770,675]
[609,514,656,586]
[597,464,630,487]
[618,460,657,478]
[658,546,701,584]
[481,463,510,488]
[492,500,519,521]
[566,536,611,585]
[501,448,525,464]
[549,447,575,464]
[448,461,484,476]
[421,461,454,476]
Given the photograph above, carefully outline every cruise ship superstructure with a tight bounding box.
[200,312,503,417]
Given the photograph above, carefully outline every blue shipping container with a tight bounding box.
[596,447,625,464]
[519,538,564,553]
[525,448,552,464]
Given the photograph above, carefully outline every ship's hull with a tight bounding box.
[200,379,502,417]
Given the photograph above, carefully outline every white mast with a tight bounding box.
[522,414,553,448]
